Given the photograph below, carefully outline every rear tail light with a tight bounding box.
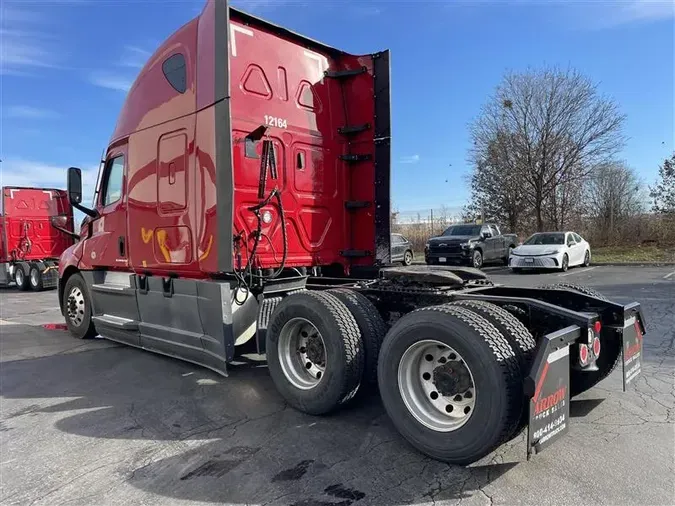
[593,336,601,357]
[594,321,602,334]
[579,344,589,366]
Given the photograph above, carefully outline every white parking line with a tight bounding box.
[664,270,675,280]
[558,267,597,277]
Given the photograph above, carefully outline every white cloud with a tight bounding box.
[0,8,61,75]
[399,154,420,164]
[88,45,152,92]
[602,0,675,27]
[1,158,99,207]
[6,105,60,119]
[119,45,151,69]
[230,0,304,13]
[88,73,132,93]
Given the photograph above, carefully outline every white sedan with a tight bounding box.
[509,231,591,272]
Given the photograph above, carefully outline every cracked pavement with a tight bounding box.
[1,266,673,505]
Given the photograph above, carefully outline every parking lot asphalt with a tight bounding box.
[1,265,673,506]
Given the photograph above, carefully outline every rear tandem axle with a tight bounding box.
[258,265,645,464]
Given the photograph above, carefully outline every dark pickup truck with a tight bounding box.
[425,223,518,269]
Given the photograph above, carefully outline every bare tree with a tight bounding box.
[469,66,626,231]
[586,161,644,245]
[467,132,528,232]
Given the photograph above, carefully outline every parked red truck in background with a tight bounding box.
[57,0,646,464]
[0,186,75,291]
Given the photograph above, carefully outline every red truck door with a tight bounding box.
[82,147,129,269]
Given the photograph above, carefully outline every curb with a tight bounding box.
[591,262,675,267]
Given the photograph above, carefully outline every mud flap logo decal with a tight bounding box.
[527,335,572,458]
[622,316,643,391]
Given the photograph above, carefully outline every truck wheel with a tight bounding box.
[29,264,44,291]
[377,304,522,465]
[471,249,483,269]
[14,264,29,291]
[538,283,617,396]
[448,300,536,370]
[327,288,387,392]
[63,273,97,339]
[266,291,364,415]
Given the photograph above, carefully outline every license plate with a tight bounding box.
[439,257,446,263]
[525,258,534,263]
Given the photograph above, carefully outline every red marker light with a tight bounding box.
[593,336,601,357]
[579,344,589,365]
[594,321,602,334]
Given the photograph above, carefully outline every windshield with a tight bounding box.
[524,233,565,245]
[441,225,482,236]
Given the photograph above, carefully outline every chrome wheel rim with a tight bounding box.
[404,251,412,264]
[398,339,476,432]
[15,269,24,286]
[278,317,326,390]
[67,286,86,327]
[30,269,39,286]
[563,255,568,270]
[473,252,482,268]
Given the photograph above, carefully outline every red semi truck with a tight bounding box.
[57,0,646,464]
[0,186,75,291]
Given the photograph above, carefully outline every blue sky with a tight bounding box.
[1,0,673,218]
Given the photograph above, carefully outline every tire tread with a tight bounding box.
[448,300,536,368]
[327,288,386,391]
[407,304,523,446]
[267,291,364,413]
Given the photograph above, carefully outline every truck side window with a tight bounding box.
[162,53,186,93]
[101,156,125,207]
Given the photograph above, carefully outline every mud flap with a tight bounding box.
[525,325,580,459]
[621,303,645,391]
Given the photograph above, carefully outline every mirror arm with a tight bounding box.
[73,202,99,219]
[51,223,80,241]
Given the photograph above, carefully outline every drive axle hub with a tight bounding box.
[432,360,473,397]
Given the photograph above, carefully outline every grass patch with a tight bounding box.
[592,246,675,264]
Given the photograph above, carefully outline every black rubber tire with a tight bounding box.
[14,264,29,291]
[537,283,618,396]
[327,288,387,392]
[472,249,483,269]
[503,246,515,265]
[583,250,591,267]
[561,254,569,272]
[62,273,97,339]
[377,304,523,465]
[447,300,536,370]
[537,283,608,301]
[266,291,365,415]
[29,263,44,291]
[403,250,414,266]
